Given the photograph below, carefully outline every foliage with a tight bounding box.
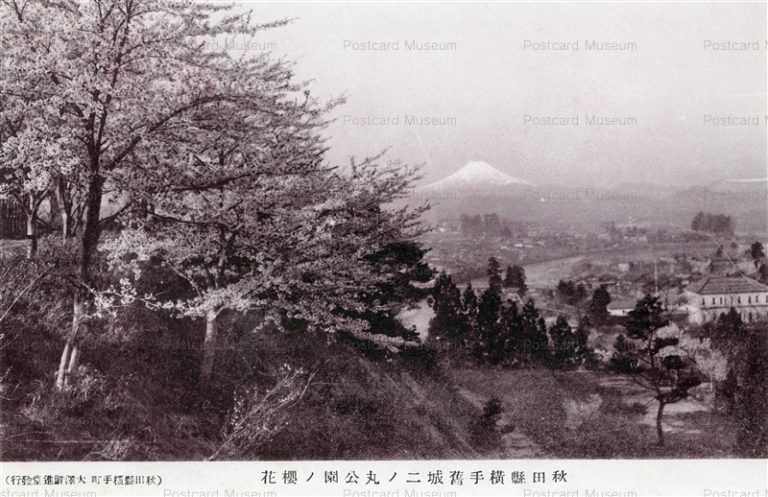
[477,286,503,361]
[428,272,464,344]
[3,0,370,388]
[621,295,703,446]
[705,316,768,457]
[556,279,587,307]
[519,300,549,364]
[588,285,611,324]
[503,264,527,295]
[470,397,504,447]
[358,240,433,339]
[609,335,639,373]
[210,365,316,460]
[548,315,592,368]
[715,308,746,338]
[691,211,734,235]
[461,282,479,337]
[758,263,768,284]
[735,332,768,456]
[101,151,428,386]
[748,241,765,267]
[430,264,560,367]
[486,256,502,291]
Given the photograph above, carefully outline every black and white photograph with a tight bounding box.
[0,0,766,487]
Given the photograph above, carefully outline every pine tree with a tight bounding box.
[609,334,639,373]
[477,287,502,362]
[691,211,704,231]
[503,265,515,288]
[557,279,588,307]
[749,241,766,268]
[518,299,548,363]
[573,316,592,366]
[462,282,479,340]
[487,257,502,292]
[499,300,521,362]
[503,264,528,295]
[429,272,464,344]
[360,241,434,339]
[534,317,550,363]
[624,295,702,446]
[588,285,611,324]
[758,263,768,284]
[549,315,574,367]
[717,308,745,337]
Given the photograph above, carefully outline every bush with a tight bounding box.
[470,397,504,447]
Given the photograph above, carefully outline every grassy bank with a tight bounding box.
[450,367,738,458]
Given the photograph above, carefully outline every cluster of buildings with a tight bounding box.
[583,249,768,327]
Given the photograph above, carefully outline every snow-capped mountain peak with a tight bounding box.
[418,160,533,193]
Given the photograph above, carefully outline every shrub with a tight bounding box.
[470,397,504,447]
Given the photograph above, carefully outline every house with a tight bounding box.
[608,297,637,317]
[616,262,630,273]
[689,275,768,324]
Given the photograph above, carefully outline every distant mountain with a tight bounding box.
[707,177,768,194]
[608,181,681,198]
[408,162,767,233]
[417,160,533,195]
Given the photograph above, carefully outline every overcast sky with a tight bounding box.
[233,2,766,188]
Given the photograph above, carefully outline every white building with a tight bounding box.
[607,297,637,318]
[689,276,768,324]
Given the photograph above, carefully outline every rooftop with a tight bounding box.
[693,276,768,295]
[608,296,641,309]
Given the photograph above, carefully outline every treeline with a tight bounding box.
[554,279,612,324]
[459,213,527,238]
[691,211,734,235]
[428,258,592,368]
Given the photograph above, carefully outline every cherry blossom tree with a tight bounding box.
[101,152,426,386]
[0,0,351,389]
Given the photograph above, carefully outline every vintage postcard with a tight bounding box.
[0,1,766,496]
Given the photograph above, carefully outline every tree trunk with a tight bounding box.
[55,174,103,390]
[55,340,71,391]
[656,401,666,447]
[199,310,219,387]
[48,188,59,227]
[61,211,71,240]
[66,344,80,376]
[55,296,84,390]
[25,212,37,259]
[78,174,104,279]
[55,176,73,239]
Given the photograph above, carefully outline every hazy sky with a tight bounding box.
[232,2,766,188]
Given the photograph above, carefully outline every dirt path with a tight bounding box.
[455,387,546,458]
